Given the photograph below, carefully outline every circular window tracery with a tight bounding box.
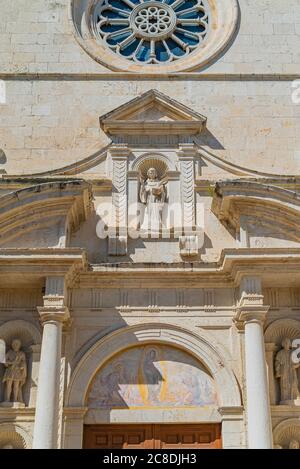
[92,0,209,64]
[71,0,239,73]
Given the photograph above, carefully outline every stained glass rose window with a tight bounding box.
[91,0,210,64]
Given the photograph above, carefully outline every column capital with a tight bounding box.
[235,275,270,325]
[177,143,197,159]
[235,304,270,325]
[37,306,70,325]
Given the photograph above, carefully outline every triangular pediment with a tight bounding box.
[99,89,206,136]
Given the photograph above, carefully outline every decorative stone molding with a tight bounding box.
[235,305,270,326]
[177,144,199,256]
[71,0,239,73]
[235,277,269,327]
[0,320,41,348]
[0,423,32,449]
[108,145,130,256]
[265,319,300,345]
[273,418,300,449]
[179,150,195,228]
[66,323,241,408]
[212,180,300,244]
[134,154,169,180]
[37,306,70,326]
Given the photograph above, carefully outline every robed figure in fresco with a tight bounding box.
[2,339,27,404]
[275,337,300,403]
[139,168,167,232]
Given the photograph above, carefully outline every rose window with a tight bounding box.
[92,0,210,64]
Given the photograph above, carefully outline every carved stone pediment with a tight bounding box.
[99,89,207,136]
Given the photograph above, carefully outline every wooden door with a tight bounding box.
[84,424,154,449]
[83,424,222,449]
[155,424,222,449]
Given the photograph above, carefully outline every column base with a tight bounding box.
[0,401,25,408]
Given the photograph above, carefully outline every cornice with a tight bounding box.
[72,248,300,287]
[0,248,88,284]
[0,248,300,287]
[0,73,299,81]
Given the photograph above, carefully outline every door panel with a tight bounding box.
[84,425,154,449]
[83,424,222,449]
[155,424,222,449]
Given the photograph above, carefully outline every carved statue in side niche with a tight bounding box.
[139,167,167,232]
[2,339,27,404]
[275,337,300,404]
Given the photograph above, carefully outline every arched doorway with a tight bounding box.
[65,324,242,449]
[84,343,221,449]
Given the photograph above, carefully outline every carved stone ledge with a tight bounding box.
[108,236,127,256]
[147,306,160,313]
[218,406,244,420]
[175,306,189,313]
[118,306,132,313]
[179,235,198,257]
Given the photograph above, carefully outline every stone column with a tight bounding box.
[33,277,70,449]
[236,277,273,449]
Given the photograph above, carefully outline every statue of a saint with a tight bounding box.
[139,167,167,232]
[275,337,300,404]
[289,439,300,449]
[2,339,27,404]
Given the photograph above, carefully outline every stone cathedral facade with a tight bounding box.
[0,0,300,450]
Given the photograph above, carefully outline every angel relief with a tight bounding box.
[139,167,167,233]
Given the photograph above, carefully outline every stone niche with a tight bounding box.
[273,418,300,449]
[97,90,207,261]
[0,320,41,408]
[0,423,31,449]
[265,319,300,406]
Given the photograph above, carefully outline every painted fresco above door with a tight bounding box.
[87,344,218,409]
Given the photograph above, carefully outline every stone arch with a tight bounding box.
[0,320,42,406]
[66,323,241,408]
[265,318,300,345]
[0,423,32,449]
[273,418,300,449]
